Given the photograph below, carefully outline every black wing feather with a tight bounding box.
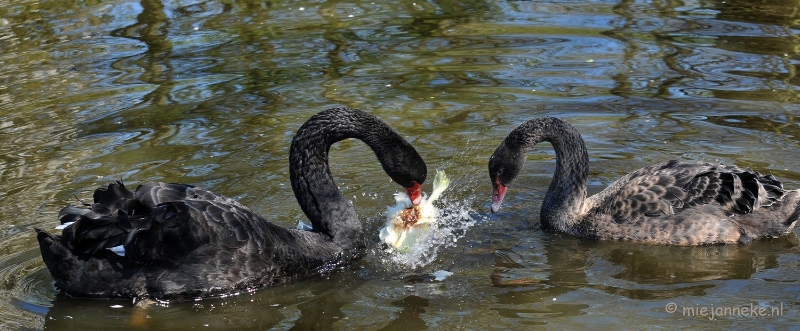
[52,181,259,263]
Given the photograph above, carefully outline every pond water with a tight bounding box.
[2,0,800,329]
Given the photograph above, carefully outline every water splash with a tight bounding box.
[373,195,477,271]
[372,139,492,272]
[380,170,450,250]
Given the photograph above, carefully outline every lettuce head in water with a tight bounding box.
[380,170,450,251]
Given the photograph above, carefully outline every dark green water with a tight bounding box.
[1,0,800,329]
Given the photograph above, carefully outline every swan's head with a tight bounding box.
[383,141,427,206]
[488,140,528,213]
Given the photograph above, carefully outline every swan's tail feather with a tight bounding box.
[88,181,146,216]
[36,229,74,286]
[758,173,785,201]
[36,228,146,298]
[57,206,92,225]
[69,213,146,255]
[56,181,150,255]
[36,182,148,293]
[710,167,789,217]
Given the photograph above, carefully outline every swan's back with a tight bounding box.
[37,181,341,299]
[577,160,800,245]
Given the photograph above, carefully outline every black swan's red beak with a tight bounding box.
[491,181,507,213]
[406,182,423,206]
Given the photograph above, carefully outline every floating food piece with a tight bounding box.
[380,170,450,251]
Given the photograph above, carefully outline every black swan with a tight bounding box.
[36,108,427,299]
[488,116,800,245]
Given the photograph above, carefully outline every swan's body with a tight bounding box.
[489,117,800,245]
[36,108,427,299]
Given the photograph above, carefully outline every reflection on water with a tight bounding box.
[2,0,800,329]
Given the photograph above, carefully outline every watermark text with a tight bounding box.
[665,302,784,320]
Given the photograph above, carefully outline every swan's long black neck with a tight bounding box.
[289,108,425,250]
[496,117,589,232]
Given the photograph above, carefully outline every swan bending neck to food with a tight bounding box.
[488,116,800,245]
[36,108,427,299]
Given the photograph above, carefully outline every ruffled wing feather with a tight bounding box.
[596,160,785,224]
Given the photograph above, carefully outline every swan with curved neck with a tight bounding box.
[489,117,800,245]
[36,108,427,299]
